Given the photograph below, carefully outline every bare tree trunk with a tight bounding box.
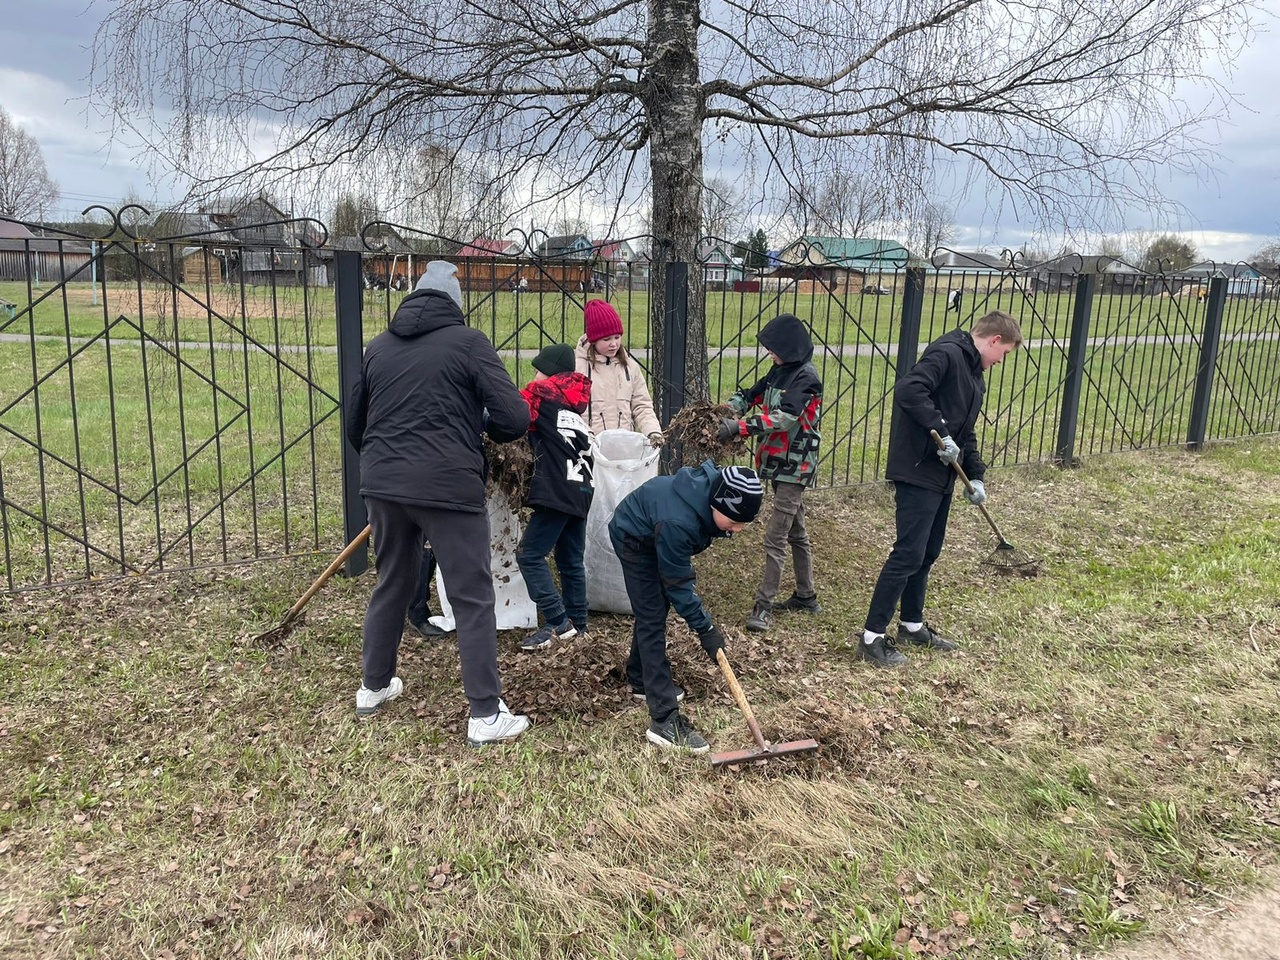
[646,0,707,412]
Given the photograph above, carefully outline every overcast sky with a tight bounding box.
[2,0,1278,262]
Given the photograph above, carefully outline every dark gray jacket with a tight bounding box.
[887,329,987,493]
[345,289,529,512]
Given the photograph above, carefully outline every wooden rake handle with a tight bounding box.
[929,430,1009,547]
[716,648,770,752]
[280,524,372,626]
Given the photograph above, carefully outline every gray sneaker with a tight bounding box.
[858,635,908,668]
[775,592,821,614]
[745,602,773,632]
[898,623,958,652]
[646,714,710,754]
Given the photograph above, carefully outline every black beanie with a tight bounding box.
[532,343,576,377]
[710,466,764,523]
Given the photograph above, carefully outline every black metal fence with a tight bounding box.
[2,211,1277,592]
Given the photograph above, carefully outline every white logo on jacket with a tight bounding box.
[556,409,594,484]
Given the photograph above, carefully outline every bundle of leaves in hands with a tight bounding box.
[666,400,746,465]
[483,434,533,505]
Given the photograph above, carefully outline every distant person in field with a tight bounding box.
[947,288,963,317]
[859,309,1023,668]
[574,299,664,445]
[345,260,533,747]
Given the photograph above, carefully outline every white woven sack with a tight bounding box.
[430,492,539,632]
[584,429,662,614]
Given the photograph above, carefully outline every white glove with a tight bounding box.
[648,432,666,448]
[965,480,986,505]
[936,435,961,465]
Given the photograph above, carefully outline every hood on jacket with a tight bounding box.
[938,328,983,375]
[758,313,814,365]
[522,371,592,418]
[388,289,466,338]
[671,459,725,536]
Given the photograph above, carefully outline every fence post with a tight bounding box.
[1054,272,1097,466]
[895,267,927,378]
[659,261,689,427]
[334,250,369,576]
[657,262,690,472]
[884,267,927,478]
[1186,275,1227,450]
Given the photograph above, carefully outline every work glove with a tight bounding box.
[964,479,987,505]
[648,431,666,447]
[716,418,742,443]
[936,434,961,465]
[699,624,726,662]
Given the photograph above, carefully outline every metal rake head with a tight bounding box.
[982,541,1041,577]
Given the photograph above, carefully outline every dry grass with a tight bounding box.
[2,439,1279,959]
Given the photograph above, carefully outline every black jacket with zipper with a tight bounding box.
[345,289,530,512]
[886,328,987,493]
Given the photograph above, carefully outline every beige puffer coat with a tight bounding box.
[574,335,662,436]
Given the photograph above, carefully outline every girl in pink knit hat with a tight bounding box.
[574,299,663,445]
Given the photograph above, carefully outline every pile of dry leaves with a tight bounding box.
[483,435,533,506]
[665,400,747,465]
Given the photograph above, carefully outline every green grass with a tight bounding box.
[5,276,1273,352]
[1,440,1279,958]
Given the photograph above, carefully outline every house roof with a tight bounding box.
[1024,254,1141,275]
[536,233,592,256]
[1181,261,1260,279]
[782,235,911,268]
[151,213,237,244]
[591,240,636,261]
[0,220,92,253]
[930,250,1009,271]
[457,238,519,257]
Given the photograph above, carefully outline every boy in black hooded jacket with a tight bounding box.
[516,344,595,652]
[860,309,1022,667]
[717,313,823,632]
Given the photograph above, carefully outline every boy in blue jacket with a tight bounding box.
[609,462,764,753]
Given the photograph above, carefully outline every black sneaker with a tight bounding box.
[775,592,822,614]
[859,634,908,668]
[631,684,686,703]
[745,602,773,632]
[897,623,958,652]
[408,616,448,638]
[519,620,577,652]
[646,714,710,754]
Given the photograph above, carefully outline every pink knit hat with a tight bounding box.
[584,299,624,342]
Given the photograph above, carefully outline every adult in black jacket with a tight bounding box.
[345,261,533,747]
[860,311,1023,667]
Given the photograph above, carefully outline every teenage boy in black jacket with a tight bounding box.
[346,261,533,747]
[609,462,764,753]
[860,310,1023,667]
[516,344,596,652]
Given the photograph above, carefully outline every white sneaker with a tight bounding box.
[355,676,404,716]
[467,705,530,747]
